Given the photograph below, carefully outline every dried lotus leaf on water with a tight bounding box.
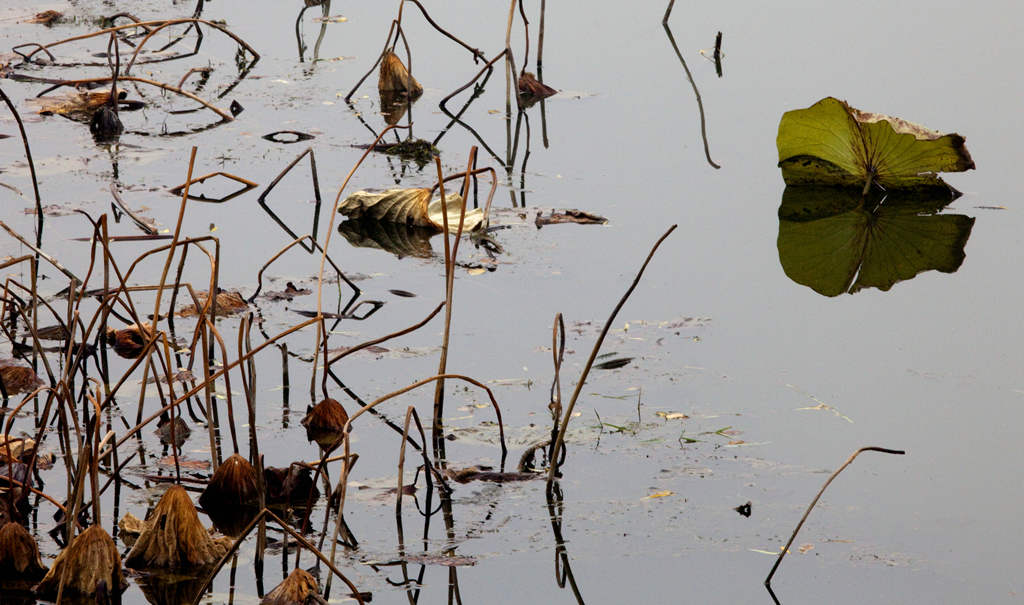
[125,485,230,570]
[261,568,328,605]
[378,51,422,97]
[338,188,484,233]
[0,521,46,583]
[28,88,126,117]
[0,359,44,395]
[177,289,249,317]
[34,525,127,599]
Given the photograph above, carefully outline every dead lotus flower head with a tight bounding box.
[378,51,423,98]
[125,484,231,571]
[199,453,261,511]
[34,524,127,599]
[261,568,327,605]
[104,322,154,359]
[0,521,47,584]
[301,398,349,450]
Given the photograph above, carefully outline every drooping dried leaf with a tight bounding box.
[0,438,35,464]
[261,282,312,301]
[103,323,154,359]
[338,189,484,233]
[0,359,43,395]
[125,485,231,570]
[0,521,47,582]
[34,525,127,599]
[535,209,608,227]
[444,466,539,484]
[155,415,191,447]
[261,568,327,605]
[264,464,319,506]
[177,289,249,317]
[117,512,147,537]
[199,453,260,511]
[28,88,125,118]
[378,51,422,97]
[26,10,62,25]
[518,72,557,99]
[301,398,349,450]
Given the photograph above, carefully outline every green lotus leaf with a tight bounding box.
[777,186,975,296]
[777,98,975,188]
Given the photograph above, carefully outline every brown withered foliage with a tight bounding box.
[177,289,249,317]
[0,359,44,395]
[301,398,349,450]
[34,525,127,599]
[0,521,47,583]
[378,51,423,97]
[518,72,557,100]
[199,453,261,510]
[261,568,328,605]
[103,323,154,359]
[125,485,231,571]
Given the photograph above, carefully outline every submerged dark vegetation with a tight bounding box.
[0,1,933,603]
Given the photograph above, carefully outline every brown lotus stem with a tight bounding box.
[125,484,230,570]
[765,446,905,588]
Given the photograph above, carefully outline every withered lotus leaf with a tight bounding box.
[0,359,44,395]
[104,323,154,359]
[34,525,127,599]
[261,568,327,605]
[125,485,231,570]
[199,453,261,510]
[378,51,423,97]
[177,289,249,317]
[301,398,349,450]
[0,521,46,582]
[518,72,557,99]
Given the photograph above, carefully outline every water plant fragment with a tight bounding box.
[125,485,231,571]
[34,525,127,599]
[777,97,974,189]
[338,189,484,233]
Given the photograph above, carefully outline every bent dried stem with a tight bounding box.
[547,225,677,481]
[764,446,905,589]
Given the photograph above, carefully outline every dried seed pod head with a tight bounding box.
[378,51,423,98]
[125,485,230,571]
[199,454,260,511]
[261,568,327,605]
[34,525,126,599]
[301,398,349,451]
[0,521,47,583]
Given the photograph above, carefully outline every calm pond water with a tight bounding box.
[1,0,1022,603]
